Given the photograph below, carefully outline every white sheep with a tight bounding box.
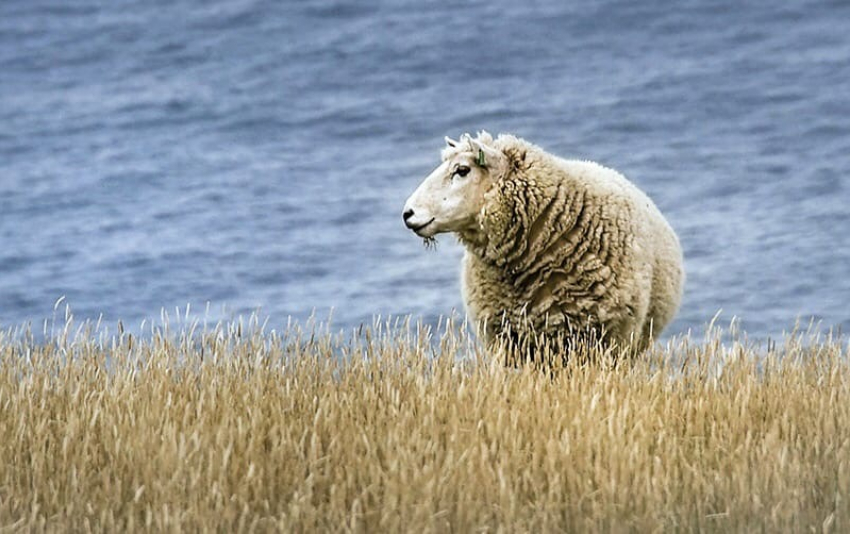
[403,132,684,358]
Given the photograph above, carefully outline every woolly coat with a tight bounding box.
[453,134,684,352]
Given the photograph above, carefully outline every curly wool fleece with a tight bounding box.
[450,133,684,353]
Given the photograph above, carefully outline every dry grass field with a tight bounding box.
[1,311,848,532]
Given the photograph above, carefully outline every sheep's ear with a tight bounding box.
[470,139,503,169]
[444,136,458,148]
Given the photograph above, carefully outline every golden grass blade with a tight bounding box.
[0,316,847,531]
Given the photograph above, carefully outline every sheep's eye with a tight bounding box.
[454,166,470,178]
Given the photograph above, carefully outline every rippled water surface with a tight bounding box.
[1,0,848,337]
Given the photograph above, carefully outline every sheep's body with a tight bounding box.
[453,134,684,352]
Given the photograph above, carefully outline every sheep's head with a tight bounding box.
[403,132,507,241]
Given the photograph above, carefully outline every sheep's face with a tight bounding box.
[403,138,505,239]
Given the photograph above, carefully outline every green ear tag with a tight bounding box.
[477,149,486,167]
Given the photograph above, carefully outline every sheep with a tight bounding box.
[402,132,684,361]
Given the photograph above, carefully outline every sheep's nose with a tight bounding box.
[403,208,415,222]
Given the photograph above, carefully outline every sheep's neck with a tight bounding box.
[458,192,526,271]
[457,227,486,250]
[461,177,583,280]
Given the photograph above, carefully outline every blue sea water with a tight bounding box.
[1,0,848,338]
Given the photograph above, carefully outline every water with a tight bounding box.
[1,0,848,339]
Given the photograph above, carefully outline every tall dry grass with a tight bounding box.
[0,311,848,532]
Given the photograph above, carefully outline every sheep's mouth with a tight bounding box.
[410,218,435,236]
